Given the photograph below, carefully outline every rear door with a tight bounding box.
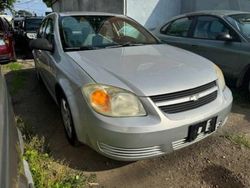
[35,18,53,92]
[40,17,57,93]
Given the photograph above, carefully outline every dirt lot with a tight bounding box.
[3,60,250,188]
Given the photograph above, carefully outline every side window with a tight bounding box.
[162,17,193,37]
[44,19,54,43]
[37,20,47,38]
[193,16,229,40]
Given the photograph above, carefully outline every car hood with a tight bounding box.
[67,44,217,96]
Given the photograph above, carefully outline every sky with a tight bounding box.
[13,0,52,16]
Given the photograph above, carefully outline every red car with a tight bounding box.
[0,16,16,64]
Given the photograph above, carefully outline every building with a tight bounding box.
[52,0,250,30]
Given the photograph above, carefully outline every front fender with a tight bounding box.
[56,78,89,144]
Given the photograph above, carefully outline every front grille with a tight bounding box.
[150,81,218,114]
[151,81,216,102]
[160,91,217,114]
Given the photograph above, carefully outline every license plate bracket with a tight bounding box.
[187,117,217,142]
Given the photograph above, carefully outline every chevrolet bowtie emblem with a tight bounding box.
[190,94,200,102]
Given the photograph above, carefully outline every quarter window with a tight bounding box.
[162,17,192,37]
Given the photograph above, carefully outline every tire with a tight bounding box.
[60,95,80,146]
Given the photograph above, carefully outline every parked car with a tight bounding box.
[19,16,43,48]
[0,66,33,187]
[0,16,16,64]
[13,17,25,52]
[13,17,25,34]
[30,12,232,161]
[154,10,250,92]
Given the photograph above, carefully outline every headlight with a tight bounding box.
[82,84,146,117]
[214,64,226,90]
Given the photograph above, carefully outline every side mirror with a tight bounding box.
[30,38,53,52]
[216,33,233,42]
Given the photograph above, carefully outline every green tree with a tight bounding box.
[0,0,16,11]
[42,0,52,7]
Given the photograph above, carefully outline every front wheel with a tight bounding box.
[60,96,79,146]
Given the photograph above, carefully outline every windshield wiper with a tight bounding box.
[65,46,96,51]
[105,42,144,49]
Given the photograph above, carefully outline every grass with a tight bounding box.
[17,117,97,188]
[4,62,23,71]
[225,133,250,149]
[3,62,26,95]
[11,73,26,95]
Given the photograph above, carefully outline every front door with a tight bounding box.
[187,16,249,86]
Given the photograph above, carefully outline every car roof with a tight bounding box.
[25,16,44,20]
[57,11,124,17]
[14,17,25,21]
[169,10,249,21]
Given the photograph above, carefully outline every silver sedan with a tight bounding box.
[30,12,232,161]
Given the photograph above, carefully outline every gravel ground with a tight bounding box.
[3,60,250,188]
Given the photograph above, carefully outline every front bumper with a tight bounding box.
[76,87,232,161]
[0,54,11,64]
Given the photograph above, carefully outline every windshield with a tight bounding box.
[59,16,158,51]
[25,19,43,31]
[226,14,250,38]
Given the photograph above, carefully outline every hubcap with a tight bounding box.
[61,99,73,138]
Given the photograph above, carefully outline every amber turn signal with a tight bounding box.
[90,89,110,112]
